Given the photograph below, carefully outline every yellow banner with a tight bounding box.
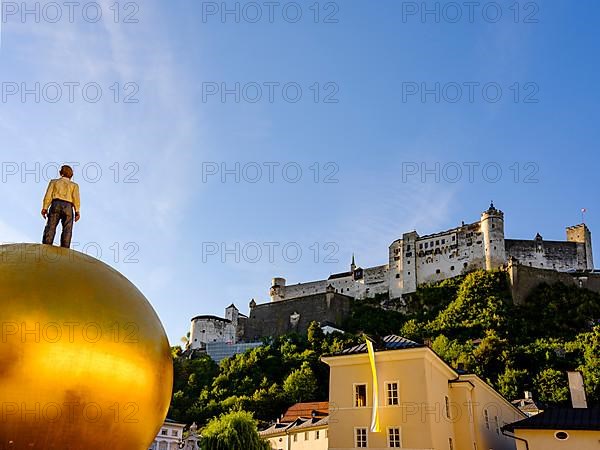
[366,338,381,433]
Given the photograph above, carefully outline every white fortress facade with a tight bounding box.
[269,204,594,301]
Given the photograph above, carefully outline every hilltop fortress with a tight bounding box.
[269,203,594,302]
[188,203,597,348]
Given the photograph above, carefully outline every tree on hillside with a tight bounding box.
[200,410,270,450]
[283,361,318,403]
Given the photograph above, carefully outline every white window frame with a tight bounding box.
[353,382,368,408]
[354,427,368,448]
[387,426,402,448]
[385,381,400,406]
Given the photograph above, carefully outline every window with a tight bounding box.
[445,396,451,419]
[484,409,489,429]
[448,437,454,450]
[160,429,168,436]
[451,265,455,271]
[293,434,298,442]
[355,428,368,448]
[396,274,400,279]
[555,431,569,440]
[171,430,179,437]
[355,384,367,407]
[304,431,309,440]
[436,269,441,274]
[386,382,399,405]
[420,243,423,249]
[388,428,401,447]
[315,430,320,440]
[495,416,500,434]
[436,240,439,245]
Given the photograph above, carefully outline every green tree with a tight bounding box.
[200,410,270,450]
[307,321,325,350]
[497,367,528,401]
[283,362,318,403]
[534,368,569,404]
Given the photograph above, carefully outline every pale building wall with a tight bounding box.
[149,421,185,450]
[322,347,525,450]
[265,427,328,450]
[459,375,525,450]
[514,429,600,450]
[189,316,236,349]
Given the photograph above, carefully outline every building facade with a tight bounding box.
[321,335,525,450]
[503,408,600,450]
[261,402,330,450]
[148,419,185,450]
[269,204,594,301]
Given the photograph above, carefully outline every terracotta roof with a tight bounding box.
[281,402,329,423]
[338,335,423,355]
[503,408,600,432]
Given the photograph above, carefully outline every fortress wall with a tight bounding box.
[506,240,580,271]
[415,224,486,285]
[243,293,353,341]
[189,318,236,349]
[507,263,600,304]
[284,280,327,299]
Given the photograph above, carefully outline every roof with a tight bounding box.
[260,416,329,437]
[337,335,423,355]
[511,398,542,414]
[190,315,231,323]
[280,402,329,423]
[328,271,352,280]
[503,408,600,432]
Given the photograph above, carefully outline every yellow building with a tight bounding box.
[503,407,600,450]
[322,335,525,450]
[261,416,329,450]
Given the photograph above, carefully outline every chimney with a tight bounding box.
[524,391,532,400]
[567,371,588,409]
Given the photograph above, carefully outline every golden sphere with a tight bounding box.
[0,244,173,450]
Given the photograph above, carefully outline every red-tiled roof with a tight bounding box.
[281,402,329,423]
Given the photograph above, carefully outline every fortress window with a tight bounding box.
[464,262,468,268]
[408,272,411,275]
[436,269,441,274]
[451,266,455,271]
[452,236,456,241]
[442,239,446,244]
[436,240,439,245]
[492,224,495,228]
[396,274,400,278]
[406,245,411,251]
[425,243,429,249]
[407,260,410,264]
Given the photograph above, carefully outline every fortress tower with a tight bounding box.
[566,224,594,270]
[481,202,506,270]
[270,277,286,302]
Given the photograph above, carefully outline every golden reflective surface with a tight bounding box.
[0,244,173,450]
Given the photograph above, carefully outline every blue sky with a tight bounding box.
[1,0,599,345]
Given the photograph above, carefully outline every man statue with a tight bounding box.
[41,165,81,248]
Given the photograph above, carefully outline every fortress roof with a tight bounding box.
[190,315,231,323]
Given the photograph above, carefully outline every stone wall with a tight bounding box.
[507,262,600,304]
[243,292,353,341]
